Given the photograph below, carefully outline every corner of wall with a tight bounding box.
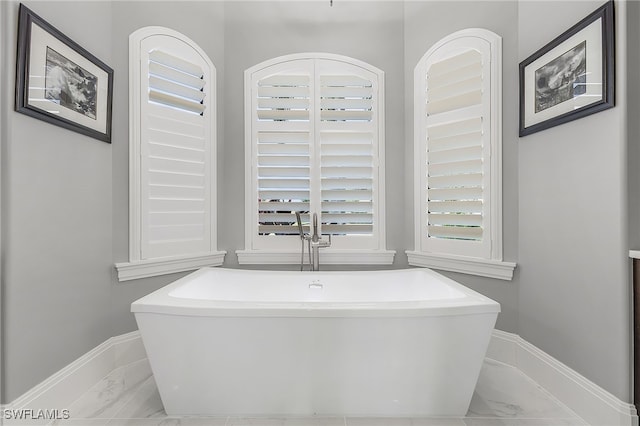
[0,0,15,406]
[627,0,640,249]
[625,0,639,406]
[0,0,4,407]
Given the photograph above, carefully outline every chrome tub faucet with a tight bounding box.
[295,212,331,271]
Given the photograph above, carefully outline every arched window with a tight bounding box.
[116,27,224,281]
[407,29,515,280]
[237,53,394,265]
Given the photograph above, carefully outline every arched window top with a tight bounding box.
[130,26,215,72]
[246,52,384,77]
[417,28,502,66]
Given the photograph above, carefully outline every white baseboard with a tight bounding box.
[2,329,637,426]
[488,329,639,426]
[1,331,145,424]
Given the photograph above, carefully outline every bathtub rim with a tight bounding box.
[131,267,500,318]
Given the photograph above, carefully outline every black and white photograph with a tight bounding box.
[45,47,98,120]
[519,0,613,136]
[534,41,586,113]
[15,3,113,142]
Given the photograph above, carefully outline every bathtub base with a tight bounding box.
[136,313,497,417]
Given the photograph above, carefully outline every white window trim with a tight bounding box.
[236,249,396,265]
[115,252,225,282]
[408,28,515,280]
[115,26,225,282]
[405,251,515,281]
[237,52,394,265]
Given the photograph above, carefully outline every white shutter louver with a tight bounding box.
[257,131,310,235]
[140,36,213,259]
[426,50,482,116]
[320,132,374,235]
[148,50,206,115]
[258,75,310,122]
[426,49,485,243]
[320,75,373,122]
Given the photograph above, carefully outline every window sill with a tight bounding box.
[236,249,396,265]
[406,251,516,281]
[115,251,226,282]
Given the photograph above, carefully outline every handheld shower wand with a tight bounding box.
[295,212,312,271]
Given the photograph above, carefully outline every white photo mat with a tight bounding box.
[522,19,603,129]
[27,23,110,134]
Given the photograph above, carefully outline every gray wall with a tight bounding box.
[518,0,631,402]
[1,1,114,402]
[221,1,406,269]
[403,1,520,333]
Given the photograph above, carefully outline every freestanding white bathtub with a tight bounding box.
[132,267,500,417]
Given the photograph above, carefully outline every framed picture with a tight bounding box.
[15,4,114,143]
[519,0,614,137]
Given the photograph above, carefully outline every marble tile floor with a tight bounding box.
[42,358,587,426]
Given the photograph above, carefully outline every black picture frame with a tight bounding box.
[15,3,114,143]
[519,0,614,137]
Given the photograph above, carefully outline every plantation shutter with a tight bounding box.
[254,61,313,241]
[422,37,492,258]
[408,29,508,276]
[139,34,213,259]
[248,55,383,251]
[318,63,377,237]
